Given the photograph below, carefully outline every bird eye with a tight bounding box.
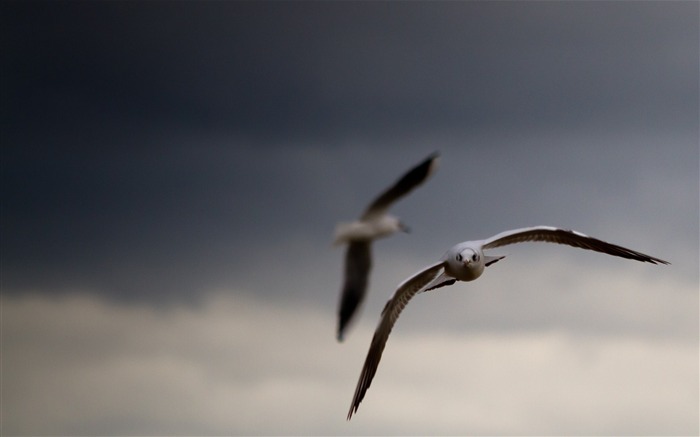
[456,254,462,262]
[472,254,478,262]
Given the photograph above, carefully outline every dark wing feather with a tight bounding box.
[482,226,669,265]
[347,261,446,420]
[337,241,372,341]
[361,152,439,219]
[423,272,457,291]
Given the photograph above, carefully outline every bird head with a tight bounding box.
[445,245,484,281]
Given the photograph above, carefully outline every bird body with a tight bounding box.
[347,226,668,419]
[333,215,405,246]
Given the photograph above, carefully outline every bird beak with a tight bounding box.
[399,222,411,234]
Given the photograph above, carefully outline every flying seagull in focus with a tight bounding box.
[334,152,440,342]
[347,226,668,419]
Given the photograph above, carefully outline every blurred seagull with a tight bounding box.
[347,226,669,419]
[334,152,440,342]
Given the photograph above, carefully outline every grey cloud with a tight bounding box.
[2,292,696,435]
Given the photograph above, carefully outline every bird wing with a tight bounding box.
[347,260,447,420]
[482,226,669,264]
[337,241,373,341]
[361,152,439,220]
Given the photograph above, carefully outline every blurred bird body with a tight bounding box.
[334,152,440,341]
[333,216,406,246]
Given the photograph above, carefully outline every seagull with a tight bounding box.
[347,226,669,419]
[334,152,440,342]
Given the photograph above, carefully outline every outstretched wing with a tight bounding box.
[347,261,447,420]
[361,152,440,220]
[337,241,372,341]
[482,226,669,265]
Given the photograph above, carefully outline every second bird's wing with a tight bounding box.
[337,241,373,341]
[361,152,439,219]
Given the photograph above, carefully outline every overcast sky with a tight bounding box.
[2,1,698,435]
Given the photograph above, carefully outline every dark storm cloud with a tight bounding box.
[2,141,334,300]
[3,1,696,140]
[2,1,697,303]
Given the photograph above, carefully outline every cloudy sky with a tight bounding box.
[2,1,698,435]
